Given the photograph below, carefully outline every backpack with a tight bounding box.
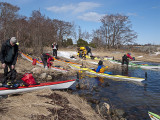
[21,73,37,85]
[2,69,19,88]
[7,69,17,81]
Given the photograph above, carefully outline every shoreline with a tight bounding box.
[0,49,159,119]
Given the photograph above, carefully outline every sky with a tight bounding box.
[1,0,160,45]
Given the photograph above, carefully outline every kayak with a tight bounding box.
[69,64,145,82]
[148,111,160,120]
[51,55,81,66]
[109,59,142,67]
[0,79,76,96]
[20,52,68,73]
[109,60,160,70]
[86,55,113,60]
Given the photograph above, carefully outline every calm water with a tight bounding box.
[72,64,160,120]
[132,61,160,66]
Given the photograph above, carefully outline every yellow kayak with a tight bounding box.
[69,64,145,82]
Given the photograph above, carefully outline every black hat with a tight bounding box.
[98,60,103,65]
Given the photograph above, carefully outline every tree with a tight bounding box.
[53,19,74,46]
[77,38,88,47]
[91,29,105,48]
[98,14,137,49]
[0,2,20,43]
[66,38,73,46]
[29,10,46,54]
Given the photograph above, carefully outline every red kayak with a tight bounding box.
[0,79,76,96]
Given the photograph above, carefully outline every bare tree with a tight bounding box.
[29,10,46,54]
[0,2,19,44]
[91,29,105,47]
[99,14,137,49]
[53,19,74,46]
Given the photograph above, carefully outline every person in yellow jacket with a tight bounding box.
[77,47,87,59]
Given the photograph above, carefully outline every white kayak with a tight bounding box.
[109,60,160,70]
[0,79,76,96]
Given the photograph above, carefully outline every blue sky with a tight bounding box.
[1,0,160,45]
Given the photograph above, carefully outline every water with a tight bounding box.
[132,61,160,66]
[72,65,160,120]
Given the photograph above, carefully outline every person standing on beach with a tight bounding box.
[52,42,58,58]
[0,37,19,84]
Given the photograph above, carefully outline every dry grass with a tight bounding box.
[0,88,102,120]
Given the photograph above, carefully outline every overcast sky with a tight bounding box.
[1,0,160,44]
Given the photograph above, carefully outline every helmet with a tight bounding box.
[98,60,103,65]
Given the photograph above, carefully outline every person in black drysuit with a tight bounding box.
[85,46,92,56]
[51,42,58,58]
[0,37,19,84]
[122,54,129,65]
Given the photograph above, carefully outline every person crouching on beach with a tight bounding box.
[40,53,54,69]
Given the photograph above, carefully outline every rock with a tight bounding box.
[31,67,42,74]
[76,83,88,89]
[92,86,100,92]
[40,73,47,79]
[87,98,100,104]
[84,93,93,97]
[96,102,110,117]
[104,82,110,87]
[114,109,125,117]
[101,97,109,101]
[46,75,52,80]
[120,118,127,120]
[111,116,119,120]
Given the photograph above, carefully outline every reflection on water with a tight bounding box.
[121,66,129,76]
[95,77,104,87]
[73,63,160,119]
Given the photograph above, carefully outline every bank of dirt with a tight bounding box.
[0,88,102,120]
[0,53,103,120]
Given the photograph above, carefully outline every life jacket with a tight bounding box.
[100,67,105,73]
[99,66,108,73]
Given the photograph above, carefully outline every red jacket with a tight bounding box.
[127,53,133,60]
